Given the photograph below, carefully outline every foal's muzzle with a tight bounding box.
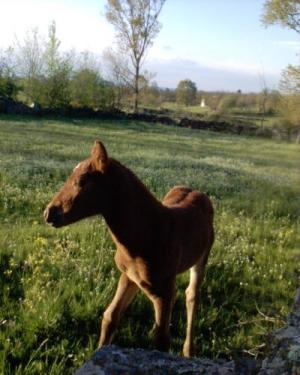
[44,205,64,227]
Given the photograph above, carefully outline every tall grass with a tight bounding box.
[0,115,299,374]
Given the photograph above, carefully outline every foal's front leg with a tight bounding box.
[99,273,138,347]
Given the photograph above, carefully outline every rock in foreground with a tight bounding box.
[258,288,300,375]
[75,346,235,375]
[75,288,300,375]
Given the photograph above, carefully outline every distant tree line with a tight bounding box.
[0,19,174,112]
[0,22,117,111]
[0,14,298,138]
[0,26,283,117]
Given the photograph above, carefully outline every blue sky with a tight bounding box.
[0,0,299,91]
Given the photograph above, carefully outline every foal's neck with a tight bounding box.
[102,159,164,250]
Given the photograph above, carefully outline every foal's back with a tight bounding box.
[162,186,214,275]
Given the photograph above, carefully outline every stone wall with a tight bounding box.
[75,288,300,375]
[0,96,274,138]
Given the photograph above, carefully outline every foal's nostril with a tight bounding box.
[44,206,63,226]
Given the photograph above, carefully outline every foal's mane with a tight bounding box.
[109,158,161,206]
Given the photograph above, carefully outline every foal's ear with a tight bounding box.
[91,140,109,173]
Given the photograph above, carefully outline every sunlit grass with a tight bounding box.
[160,101,280,128]
[0,115,299,374]
[161,101,210,114]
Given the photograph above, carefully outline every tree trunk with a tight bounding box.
[134,65,139,113]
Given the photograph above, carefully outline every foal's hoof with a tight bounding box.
[154,333,170,352]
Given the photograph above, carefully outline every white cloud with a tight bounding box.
[149,49,276,77]
[0,0,114,53]
[150,43,278,77]
[200,59,264,76]
[273,40,300,50]
[145,57,279,91]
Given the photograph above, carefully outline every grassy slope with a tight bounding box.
[0,115,299,374]
[161,102,279,127]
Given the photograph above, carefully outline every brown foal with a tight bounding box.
[44,140,214,357]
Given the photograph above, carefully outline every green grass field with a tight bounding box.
[0,115,299,374]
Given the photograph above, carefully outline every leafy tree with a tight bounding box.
[274,94,300,140]
[43,21,72,108]
[161,88,176,103]
[103,48,133,109]
[140,81,161,107]
[217,94,237,113]
[278,70,300,139]
[0,76,18,99]
[176,79,197,106]
[278,64,300,135]
[204,92,225,111]
[15,28,45,104]
[280,64,300,94]
[261,0,300,33]
[14,22,72,108]
[105,0,166,112]
[71,69,115,109]
[71,59,101,108]
[0,48,19,99]
[262,0,300,138]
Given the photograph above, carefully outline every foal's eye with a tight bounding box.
[74,174,89,188]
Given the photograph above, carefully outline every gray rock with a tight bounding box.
[258,287,300,375]
[75,346,235,375]
[75,288,300,375]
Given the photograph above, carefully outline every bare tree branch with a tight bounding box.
[105,0,166,112]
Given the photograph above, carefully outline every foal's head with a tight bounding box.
[44,141,109,228]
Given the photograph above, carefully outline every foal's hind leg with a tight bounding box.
[142,278,176,352]
[98,273,138,347]
[183,255,208,357]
